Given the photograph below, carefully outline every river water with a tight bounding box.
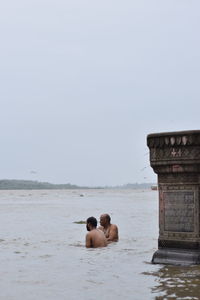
[0,189,200,300]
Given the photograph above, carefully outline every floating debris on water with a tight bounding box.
[73,220,86,224]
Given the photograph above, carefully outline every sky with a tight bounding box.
[0,0,200,186]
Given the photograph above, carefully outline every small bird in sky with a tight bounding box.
[30,170,37,174]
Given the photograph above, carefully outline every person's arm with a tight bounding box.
[107,225,118,241]
[85,233,92,248]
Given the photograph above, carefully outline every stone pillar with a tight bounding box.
[147,130,200,265]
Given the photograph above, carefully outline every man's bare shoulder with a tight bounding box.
[86,231,93,240]
[110,224,118,231]
[107,224,119,242]
[93,229,105,237]
[88,229,103,237]
[98,226,104,231]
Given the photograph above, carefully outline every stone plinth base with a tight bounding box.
[152,248,200,265]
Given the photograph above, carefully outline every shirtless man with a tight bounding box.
[85,216,107,248]
[99,214,119,242]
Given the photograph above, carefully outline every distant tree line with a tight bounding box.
[110,183,156,189]
[0,180,156,190]
[0,180,83,190]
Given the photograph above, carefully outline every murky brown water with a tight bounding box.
[0,189,199,300]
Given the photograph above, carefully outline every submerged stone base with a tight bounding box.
[152,248,200,265]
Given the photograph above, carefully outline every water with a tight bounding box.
[0,189,200,300]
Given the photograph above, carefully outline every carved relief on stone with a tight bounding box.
[159,186,199,239]
[150,146,200,161]
[158,174,199,183]
[163,191,194,233]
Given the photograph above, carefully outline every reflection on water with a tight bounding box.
[144,265,200,300]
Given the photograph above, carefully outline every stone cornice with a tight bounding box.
[147,130,200,149]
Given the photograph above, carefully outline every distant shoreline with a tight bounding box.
[0,179,156,190]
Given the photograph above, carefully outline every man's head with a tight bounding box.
[86,216,97,231]
[100,214,111,227]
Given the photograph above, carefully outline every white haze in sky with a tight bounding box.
[1,0,200,186]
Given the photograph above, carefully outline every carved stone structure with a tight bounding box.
[147,130,200,265]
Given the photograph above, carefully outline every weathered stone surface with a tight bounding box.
[164,191,194,232]
[147,130,200,265]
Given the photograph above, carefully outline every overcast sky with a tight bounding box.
[1,0,200,186]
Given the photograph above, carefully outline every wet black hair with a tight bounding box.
[87,216,97,228]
